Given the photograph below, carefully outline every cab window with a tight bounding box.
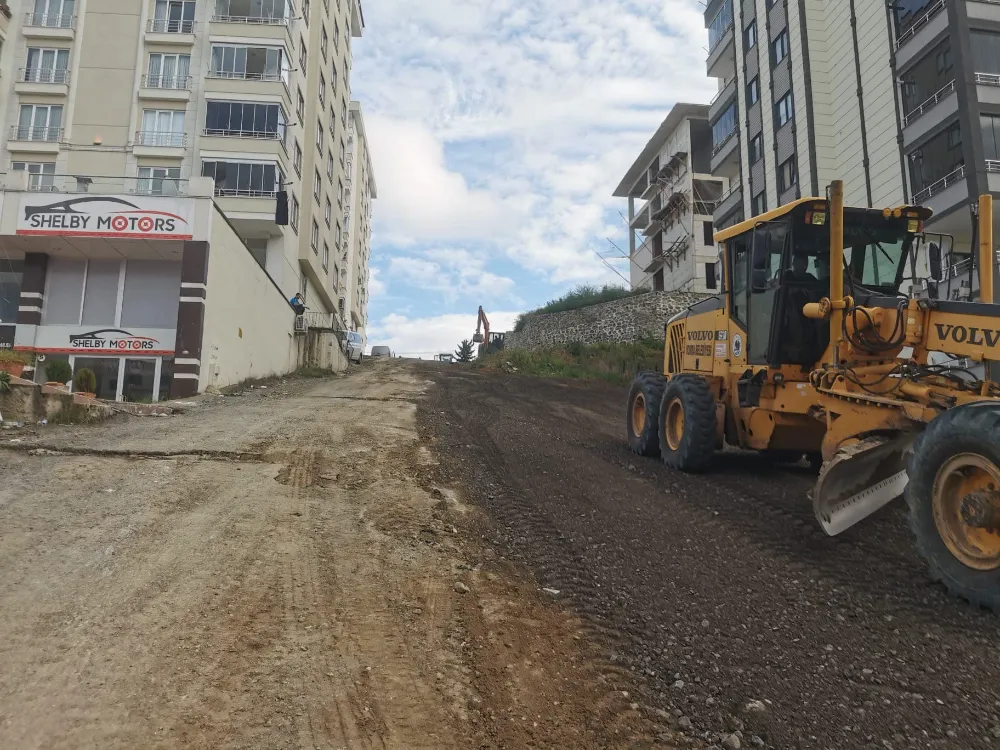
[729,234,750,326]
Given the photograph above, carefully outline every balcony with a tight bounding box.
[209,12,292,44]
[15,67,70,95]
[914,164,967,212]
[7,126,63,153]
[988,160,1000,194]
[902,80,957,148]
[977,72,1000,108]
[139,74,193,101]
[714,183,743,225]
[894,0,947,70]
[3,173,190,196]
[23,12,75,38]
[133,130,187,157]
[145,17,196,44]
[709,77,737,124]
[0,3,11,37]
[710,127,739,176]
[204,69,291,106]
[706,1,735,80]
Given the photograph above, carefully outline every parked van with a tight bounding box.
[370,345,392,359]
[345,331,364,363]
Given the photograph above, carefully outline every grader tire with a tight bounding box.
[906,402,1000,611]
[626,372,666,457]
[659,374,716,473]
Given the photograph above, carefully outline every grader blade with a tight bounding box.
[812,436,915,536]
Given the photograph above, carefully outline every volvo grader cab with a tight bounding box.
[627,180,1000,610]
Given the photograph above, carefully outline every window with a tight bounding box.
[900,39,954,115]
[314,168,322,201]
[293,139,302,175]
[302,0,309,22]
[702,221,714,246]
[337,178,344,206]
[971,31,1000,75]
[336,222,342,248]
[12,161,56,191]
[751,191,767,216]
[205,101,286,140]
[29,0,75,29]
[325,196,332,226]
[152,0,195,32]
[331,61,338,92]
[711,103,737,150]
[15,104,62,141]
[778,156,798,193]
[311,219,319,253]
[339,138,346,165]
[321,26,328,59]
[329,105,337,132]
[333,19,340,49]
[24,47,70,83]
[140,109,185,146]
[298,35,307,70]
[749,133,764,164]
[137,166,181,195]
[747,76,759,106]
[775,93,794,127]
[147,53,190,88]
[201,160,283,197]
[322,241,330,271]
[210,45,287,84]
[341,97,348,127]
[908,123,965,195]
[745,20,757,49]
[213,0,290,23]
[729,236,749,325]
[708,0,733,50]
[326,152,335,181]
[316,120,324,152]
[772,30,789,66]
[290,193,300,232]
[705,262,717,290]
[297,88,305,120]
[318,73,326,105]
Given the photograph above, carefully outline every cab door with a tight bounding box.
[747,221,788,365]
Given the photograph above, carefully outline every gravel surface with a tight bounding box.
[420,365,1000,750]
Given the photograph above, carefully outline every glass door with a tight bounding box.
[122,359,157,402]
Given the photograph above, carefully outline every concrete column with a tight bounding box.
[170,241,209,399]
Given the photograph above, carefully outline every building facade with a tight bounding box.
[703,0,1000,276]
[614,103,726,293]
[0,0,372,400]
[342,100,374,344]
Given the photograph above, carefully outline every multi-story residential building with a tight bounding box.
[703,0,1000,288]
[0,0,370,399]
[613,103,726,293]
[341,100,374,344]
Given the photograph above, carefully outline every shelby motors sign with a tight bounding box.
[17,195,194,240]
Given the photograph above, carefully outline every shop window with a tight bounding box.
[158,359,174,402]
[81,260,120,326]
[0,260,23,326]
[72,358,119,400]
[120,260,182,329]
[43,257,86,324]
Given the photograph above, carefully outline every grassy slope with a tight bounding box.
[475,338,664,386]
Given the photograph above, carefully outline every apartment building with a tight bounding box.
[341,100,374,344]
[704,0,1000,274]
[0,0,371,398]
[613,103,726,293]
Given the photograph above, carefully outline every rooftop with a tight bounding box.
[612,103,709,198]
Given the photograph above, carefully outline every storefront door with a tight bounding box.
[121,359,157,402]
[68,356,167,402]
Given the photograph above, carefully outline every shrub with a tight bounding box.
[0,350,31,364]
[45,359,73,384]
[0,371,10,394]
[514,284,644,332]
[74,368,97,394]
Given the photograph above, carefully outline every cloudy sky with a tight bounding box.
[353,0,714,357]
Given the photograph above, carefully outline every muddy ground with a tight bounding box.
[0,361,668,749]
[422,364,1000,750]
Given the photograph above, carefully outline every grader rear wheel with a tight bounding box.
[626,372,666,457]
[658,374,716,473]
[907,402,1000,610]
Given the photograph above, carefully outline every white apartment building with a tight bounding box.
[0,0,373,399]
[704,0,1000,289]
[613,103,726,293]
[341,100,374,344]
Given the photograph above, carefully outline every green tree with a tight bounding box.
[455,339,475,363]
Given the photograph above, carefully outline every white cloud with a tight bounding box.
[387,247,518,303]
[368,266,386,297]
[368,311,521,358]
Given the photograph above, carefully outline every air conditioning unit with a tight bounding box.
[294,315,308,334]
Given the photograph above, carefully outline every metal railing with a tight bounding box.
[9,125,63,142]
[134,130,187,147]
[213,188,279,198]
[202,128,285,140]
[24,12,74,28]
[207,69,285,83]
[210,14,288,25]
[709,78,735,106]
[913,165,965,204]
[305,311,336,329]
[9,173,189,195]
[902,80,955,127]
[894,0,945,49]
[711,127,737,155]
[141,74,192,90]
[976,72,1000,87]
[20,67,70,84]
[147,18,195,33]
[987,160,1000,173]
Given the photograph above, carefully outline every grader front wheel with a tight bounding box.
[907,402,1000,610]
[626,372,666,457]
[658,374,717,473]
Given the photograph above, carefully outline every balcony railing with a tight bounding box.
[141,74,193,90]
[304,312,336,329]
[9,125,63,142]
[147,18,195,33]
[976,72,1000,88]
[19,67,70,84]
[902,80,955,127]
[203,127,285,141]
[213,188,279,198]
[134,130,187,147]
[711,127,737,155]
[894,0,945,50]
[913,165,965,205]
[707,0,733,52]
[24,12,74,28]
[987,160,1000,173]
[210,14,288,25]
[9,173,189,195]
[207,69,285,83]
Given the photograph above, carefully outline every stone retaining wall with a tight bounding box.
[504,291,710,351]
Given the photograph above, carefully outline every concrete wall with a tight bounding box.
[505,292,710,351]
[200,210,299,390]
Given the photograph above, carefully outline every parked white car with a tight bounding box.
[345,331,364,363]
[370,345,392,359]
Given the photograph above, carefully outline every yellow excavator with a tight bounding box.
[627,180,1000,609]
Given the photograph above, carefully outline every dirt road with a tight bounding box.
[423,365,1000,750]
[0,361,664,749]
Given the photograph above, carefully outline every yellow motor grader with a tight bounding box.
[627,180,1000,609]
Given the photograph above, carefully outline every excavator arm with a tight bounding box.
[473,306,489,344]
